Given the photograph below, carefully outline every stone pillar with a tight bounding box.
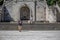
[44,7,46,21]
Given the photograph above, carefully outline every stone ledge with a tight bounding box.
[0,22,60,30]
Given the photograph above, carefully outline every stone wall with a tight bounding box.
[11,2,35,21]
[5,1,46,22]
[4,0,57,23]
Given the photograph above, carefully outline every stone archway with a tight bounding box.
[20,4,30,20]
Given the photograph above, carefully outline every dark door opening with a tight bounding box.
[20,5,30,20]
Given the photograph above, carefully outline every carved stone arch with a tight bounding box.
[20,4,30,20]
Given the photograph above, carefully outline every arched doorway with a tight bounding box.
[20,4,30,21]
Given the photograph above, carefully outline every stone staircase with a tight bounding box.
[22,22,60,30]
[0,22,60,30]
[0,22,18,30]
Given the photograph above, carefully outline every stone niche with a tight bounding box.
[36,2,46,21]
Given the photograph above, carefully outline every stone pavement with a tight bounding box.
[0,30,60,40]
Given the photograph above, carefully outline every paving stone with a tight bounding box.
[0,31,60,40]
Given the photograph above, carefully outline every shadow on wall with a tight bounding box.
[3,6,13,22]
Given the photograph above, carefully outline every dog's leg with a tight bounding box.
[18,26,22,32]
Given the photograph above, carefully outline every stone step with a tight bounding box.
[0,22,18,30]
[0,22,60,30]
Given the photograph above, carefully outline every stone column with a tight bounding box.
[44,7,46,21]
